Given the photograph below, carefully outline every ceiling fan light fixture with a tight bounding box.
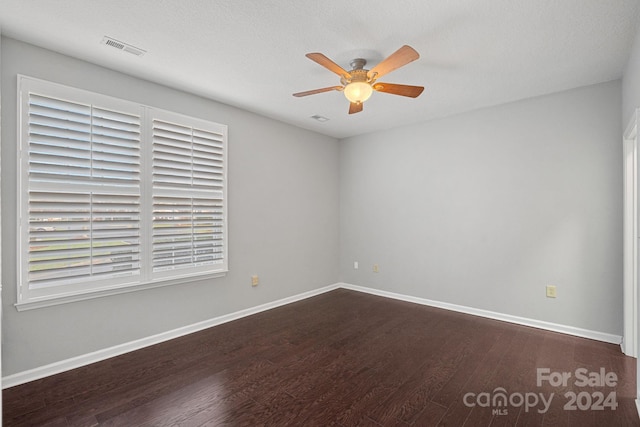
[343,81,373,104]
[294,46,423,114]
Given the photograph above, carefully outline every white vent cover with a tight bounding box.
[310,115,329,122]
[101,36,146,56]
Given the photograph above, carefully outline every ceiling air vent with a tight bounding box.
[310,115,329,123]
[101,36,146,57]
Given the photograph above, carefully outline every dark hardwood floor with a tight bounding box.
[3,288,639,426]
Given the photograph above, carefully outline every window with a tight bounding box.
[17,76,228,309]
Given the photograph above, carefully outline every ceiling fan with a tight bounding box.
[293,45,424,114]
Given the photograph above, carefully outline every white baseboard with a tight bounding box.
[2,284,340,389]
[339,283,623,345]
[3,282,623,389]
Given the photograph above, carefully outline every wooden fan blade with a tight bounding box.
[306,53,351,78]
[349,102,363,114]
[368,45,420,79]
[293,86,343,97]
[373,82,424,98]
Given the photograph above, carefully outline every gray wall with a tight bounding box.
[1,37,340,375]
[339,80,623,335]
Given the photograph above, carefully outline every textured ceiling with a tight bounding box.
[1,0,639,139]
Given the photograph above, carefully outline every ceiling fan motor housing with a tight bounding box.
[342,69,369,85]
[341,59,375,86]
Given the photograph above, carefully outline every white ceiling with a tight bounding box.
[1,0,639,139]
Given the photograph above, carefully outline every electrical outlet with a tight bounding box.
[251,275,259,287]
[546,285,556,298]
[373,264,379,273]
[354,261,359,269]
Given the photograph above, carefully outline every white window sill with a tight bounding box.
[15,271,228,311]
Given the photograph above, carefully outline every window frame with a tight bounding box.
[16,75,228,311]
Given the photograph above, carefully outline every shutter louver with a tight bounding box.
[151,118,225,274]
[28,94,92,182]
[28,192,92,287]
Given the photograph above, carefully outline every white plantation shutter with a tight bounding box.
[151,114,226,277]
[17,77,227,308]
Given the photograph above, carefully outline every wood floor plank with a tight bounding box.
[368,326,477,425]
[335,324,456,425]
[3,289,638,427]
[411,401,448,426]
